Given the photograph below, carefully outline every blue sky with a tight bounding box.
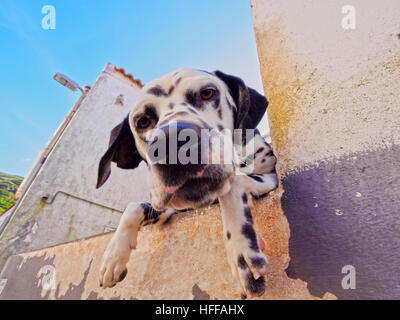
[0,0,264,177]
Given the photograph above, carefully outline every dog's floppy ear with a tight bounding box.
[96,115,142,188]
[214,70,268,129]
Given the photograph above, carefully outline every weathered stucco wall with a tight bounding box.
[0,197,328,300]
[251,0,400,299]
[0,63,149,269]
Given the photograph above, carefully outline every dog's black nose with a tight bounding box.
[147,122,207,186]
[147,122,203,165]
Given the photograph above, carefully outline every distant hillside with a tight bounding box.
[0,172,24,215]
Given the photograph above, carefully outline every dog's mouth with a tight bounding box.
[148,163,233,210]
[146,128,236,210]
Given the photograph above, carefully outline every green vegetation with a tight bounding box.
[0,172,24,215]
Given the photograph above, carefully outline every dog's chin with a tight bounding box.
[149,164,234,211]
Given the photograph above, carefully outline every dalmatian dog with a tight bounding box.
[96,69,278,298]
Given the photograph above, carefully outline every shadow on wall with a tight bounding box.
[281,146,400,299]
[0,254,109,300]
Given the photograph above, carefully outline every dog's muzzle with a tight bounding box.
[147,122,203,165]
[146,122,233,210]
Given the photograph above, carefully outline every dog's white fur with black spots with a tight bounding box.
[96,68,278,298]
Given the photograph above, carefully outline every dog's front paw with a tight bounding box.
[225,230,268,299]
[99,233,130,288]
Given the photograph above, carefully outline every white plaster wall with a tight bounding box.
[0,63,149,268]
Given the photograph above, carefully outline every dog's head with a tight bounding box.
[96,68,269,210]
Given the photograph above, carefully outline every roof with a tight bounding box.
[113,66,143,88]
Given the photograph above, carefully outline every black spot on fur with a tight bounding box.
[244,207,253,224]
[242,193,248,203]
[227,231,231,240]
[147,85,167,97]
[242,223,259,252]
[250,192,260,200]
[168,86,175,95]
[218,108,222,119]
[218,124,224,131]
[169,103,174,109]
[265,150,273,157]
[163,212,177,225]
[144,104,158,119]
[248,174,264,183]
[185,90,199,108]
[256,147,264,154]
[251,257,267,269]
[241,155,254,168]
[213,98,220,109]
[140,203,151,218]
[238,255,247,270]
[246,272,266,296]
[118,269,128,282]
[175,77,182,85]
[141,203,165,223]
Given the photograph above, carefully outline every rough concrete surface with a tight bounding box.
[0,195,326,300]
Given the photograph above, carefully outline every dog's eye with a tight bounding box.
[136,116,151,129]
[200,88,216,100]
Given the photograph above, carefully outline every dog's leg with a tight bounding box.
[237,130,278,199]
[218,179,269,298]
[238,130,276,175]
[99,202,176,288]
[240,173,278,197]
[236,173,278,211]
[217,131,277,297]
